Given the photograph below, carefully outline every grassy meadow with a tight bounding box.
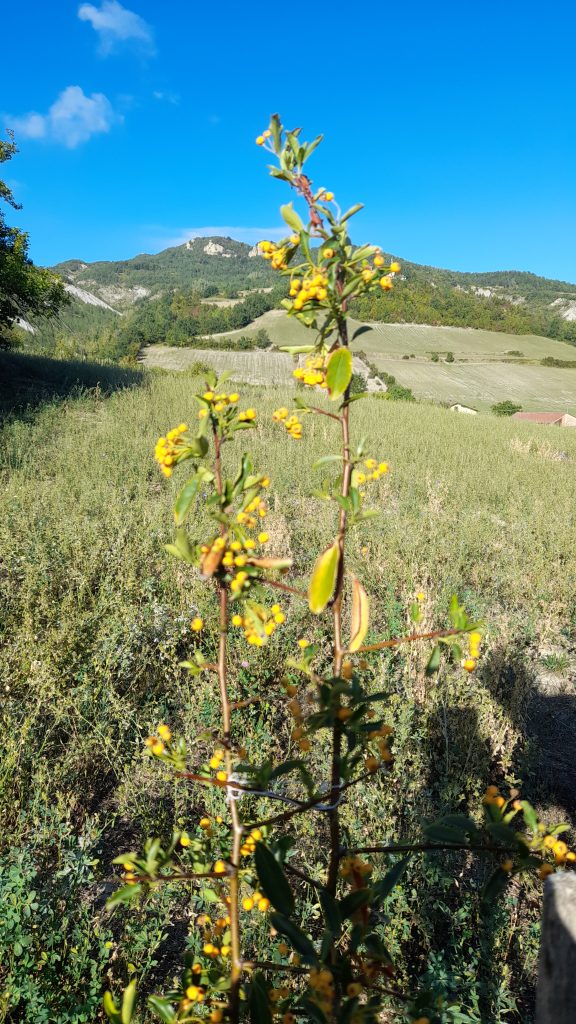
[2,359,576,1021]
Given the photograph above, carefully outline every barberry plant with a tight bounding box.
[104,116,575,1024]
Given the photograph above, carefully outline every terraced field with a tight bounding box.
[146,312,576,412]
[371,357,576,413]
[206,310,576,361]
[142,345,295,385]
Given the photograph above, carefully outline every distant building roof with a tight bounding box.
[449,403,478,414]
[512,412,564,424]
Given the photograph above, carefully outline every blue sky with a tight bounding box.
[3,0,576,280]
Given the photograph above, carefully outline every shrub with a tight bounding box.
[492,400,522,416]
[102,116,573,1024]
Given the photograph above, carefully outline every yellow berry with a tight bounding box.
[191,617,204,632]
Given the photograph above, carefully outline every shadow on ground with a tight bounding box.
[0,351,143,420]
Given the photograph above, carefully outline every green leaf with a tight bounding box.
[343,391,370,405]
[341,203,364,223]
[319,889,342,936]
[280,203,305,233]
[278,344,315,355]
[147,996,177,1023]
[326,347,353,401]
[349,575,370,652]
[351,324,372,341]
[425,645,441,676]
[106,883,144,908]
[187,435,209,458]
[249,974,273,1024]
[368,856,409,905]
[173,477,200,526]
[269,912,317,962]
[339,888,371,919]
[481,867,510,907]
[103,992,121,1024]
[520,800,538,832]
[254,843,294,917]
[313,455,343,469]
[308,540,340,614]
[121,980,138,1024]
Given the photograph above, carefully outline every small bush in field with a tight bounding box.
[102,116,574,1024]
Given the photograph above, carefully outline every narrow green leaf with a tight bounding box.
[173,477,200,526]
[339,888,371,919]
[278,344,315,354]
[308,541,340,614]
[326,347,353,401]
[121,980,138,1024]
[187,435,208,458]
[269,912,317,962]
[106,883,144,908]
[351,324,372,341]
[103,992,121,1024]
[520,800,538,832]
[249,974,273,1024]
[254,844,294,917]
[319,889,342,936]
[147,996,177,1023]
[341,203,364,223]
[425,645,441,676]
[280,203,305,233]
[313,455,343,469]
[481,867,510,907]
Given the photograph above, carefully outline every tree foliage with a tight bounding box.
[0,134,67,343]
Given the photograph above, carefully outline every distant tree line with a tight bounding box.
[351,279,576,346]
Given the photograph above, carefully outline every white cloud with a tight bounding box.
[8,86,118,148]
[158,226,286,248]
[78,0,155,55]
[153,90,180,105]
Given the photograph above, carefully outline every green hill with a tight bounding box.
[10,236,576,366]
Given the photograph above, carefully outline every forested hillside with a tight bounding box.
[10,236,576,363]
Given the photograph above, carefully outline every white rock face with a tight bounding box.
[15,317,36,334]
[249,244,264,258]
[64,283,121,313]
[203,240,235,257]
[550,298,576,321]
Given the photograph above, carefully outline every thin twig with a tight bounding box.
[341,841,515,856]
[355,626,463,654]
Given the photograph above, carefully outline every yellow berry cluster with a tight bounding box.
[288,697,311,752]
[482,785,506,808]
[272,407,302,440]
[199,390,240,418]
[360,254,401,291]
[255,129,272,146]
[354,459,390,486]
[339,855,373,881]
[289,272,329,310]
[535,841,576,880]
[461,630,482,672]
[208,747,228,784]
[242,891,271,913]
[198,913,232,959]
[293,355,329,388]
[308,967,335,1016]
[144,722,172,756]
[154,423,189,478]
[259,240,288,270]
[240,827,263,857]
[231,603,286,645]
